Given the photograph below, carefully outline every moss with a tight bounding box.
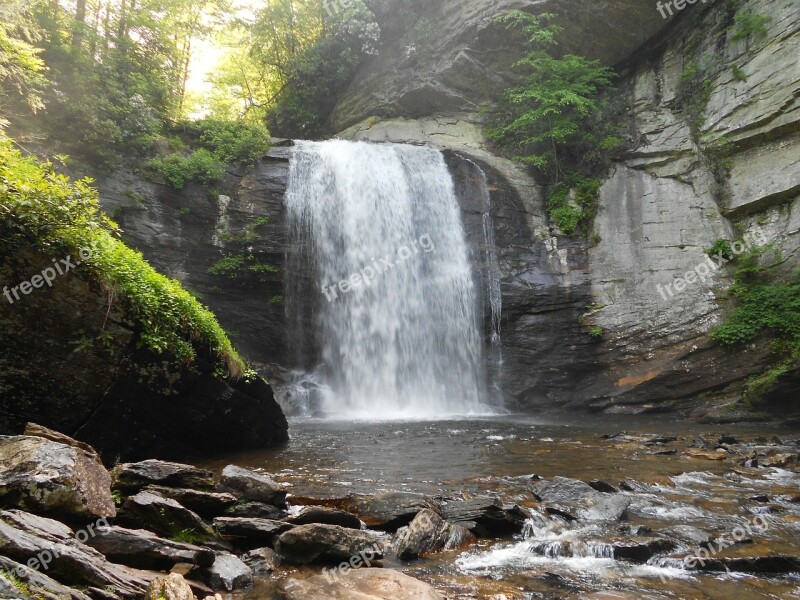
[0,137,249,379]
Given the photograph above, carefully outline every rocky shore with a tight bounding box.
[1,424,798,599]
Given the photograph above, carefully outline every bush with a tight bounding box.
[546,174,601,236]
[0,137,247,377]
[190,119,271,165]
[147,149,226,190]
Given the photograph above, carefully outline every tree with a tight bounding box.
[487,12,615,182]
[0,1,47,118]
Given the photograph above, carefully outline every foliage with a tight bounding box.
[486,11,616,181]
[675,57,717,138]
[147,149,225,190]
[546,174,601,236]
[0,6,47,116]
[706,239,734,261]
[269,294,284,304]
[188,118,271,164]
[0,137,247,377]
[589,326,604,338]
[730,10,770,41]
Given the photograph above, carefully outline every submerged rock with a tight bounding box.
[0,435,115,521]
[391,509,476,559]
[275,523,386,565]
[112,460,214,493]
[217,465,287,507]
[532,477,630,522]
[281,568,443,599]
[144,573,194,600]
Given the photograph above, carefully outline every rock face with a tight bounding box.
[94,0,799,415]
[0,436,115,521]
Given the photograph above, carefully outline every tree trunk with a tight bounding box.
[72,0,87,55]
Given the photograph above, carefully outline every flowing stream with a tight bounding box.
[284,140,492,419]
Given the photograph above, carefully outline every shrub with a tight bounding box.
[147,149,225,190]
[546,174,601,236]
[730,11,770,41]
[190,119,271,165]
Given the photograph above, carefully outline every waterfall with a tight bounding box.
[284,140,491,419]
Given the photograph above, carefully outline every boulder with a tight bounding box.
[391,509,476,559]
[144,573,194,600]
[225,502,285,520]
[339,492,440,531]
[205,553,252,592]
[241,547,276,576]
[212,517,293,549]
[85,525,215,570]
[143,486,237,518]
[0,555,92,600]
[440,496,528,536]
[275,524,386,565]
[0,436,116,521]
[112,460,214,493]
[217,465,287,507]
[23,423,98,457]
[612,538,676,562]
[288,506,362,530]
[117,491,211,539]
[282,568,443,599]
[532,478,630,522]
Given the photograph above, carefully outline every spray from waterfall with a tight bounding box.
[283,140,493,419]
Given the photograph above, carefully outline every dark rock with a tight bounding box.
[288,506,362,530]
[84,525,215,570]
[692,555,800,574]
[719,434,739,445]
[440,496,528,536]
[225,502,285,520]
[143,486,237,518]
[750,495,770,503]
[532,478,630,522]
[588,480,617,493]
[212,517,293,549]
[0,555,92,600]
[275,524,386,565]
[117,491,211,538]
[205,553,253,592]
[339,493,440,531]
[391,509,476,559]
[241,547,276,576]
[217,465,287,507]
[0,516,154,598]
[112,460,214,493]
[613,538,676,562]
[23,423,99,457]
[0,436,116,521]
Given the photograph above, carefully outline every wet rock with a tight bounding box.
[588,480,617,493]
[288,506,362,530]
[391,509,476,559]
[144,573,194,600]
[692,555,800,574]
[0,516,154,598]
[117,491,211,538]
[281,568,443,599]
[216,465,287,507]
[0,435,116,521]
[212,517,293,549]
[275,523,386,565]
[85,525,215,570]
[340,492,441,531]
[532,478,630,522]
[241,547,276,576]
[761,453,797,468]
[612,538,676,562]
[682,448,729,461]
[0,555,92,600]
[750,495,770,503]
[143,486,237,518]
[225,502,285,520]
[719,434,739,445]
[112,460,214,493]
[441,496,528,536]
[658,525,715,548]
[205,552,253,591]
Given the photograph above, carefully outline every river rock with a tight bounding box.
[612,538,676,563]
[0,517,154,598]
[532,478,630,522]
[658,525,715,548]
[23,423,99,457]
[112,460,214,493]
[241,547,277,576]
[282,568,443,599]
[85,525,215,569]
[0,435,116,521]
[275,523,386,565]
[0,555,92,600]
[691,555,800,574]
[391,509,476,559]
[117,491,211,538]
[144,573,194,600]
[339,492,441,531]
[216,465,287,507]
[143,486,237,518]
[225,502,285,520]
[288,506,362,529]
[212,517,293,549]
[440,496,528,536]
[205,552,253,592]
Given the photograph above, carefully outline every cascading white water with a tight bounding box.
[284,140,491,419]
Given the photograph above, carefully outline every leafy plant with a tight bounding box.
[730,11,770,41]
[589,326,604,338]
[146,149,225,190]
[188,118,271,165]
[546,174,601,236]
[706,239,734,261]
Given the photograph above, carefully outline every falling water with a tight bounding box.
[284,140,491,419]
